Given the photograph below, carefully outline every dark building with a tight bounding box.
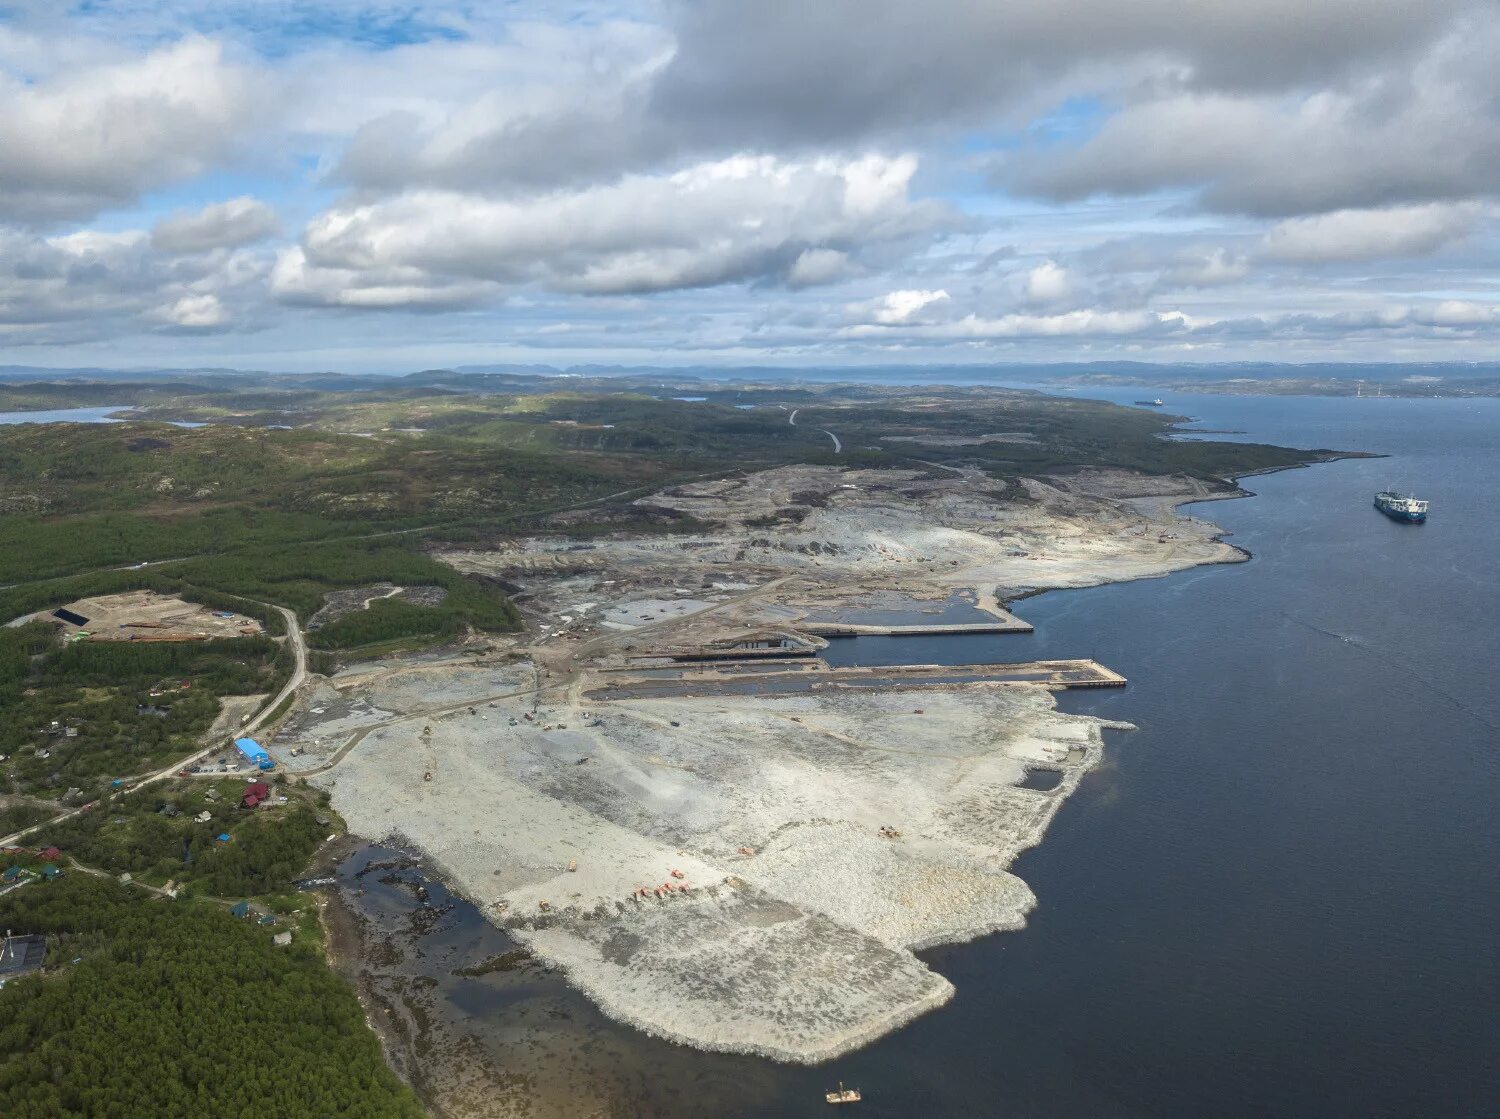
[0,934,46,979]
[51,608,89,627]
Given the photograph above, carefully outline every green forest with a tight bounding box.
[0,876,423,1119]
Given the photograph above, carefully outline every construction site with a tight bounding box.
[284,462,1244,1065]
[38,590,264,642]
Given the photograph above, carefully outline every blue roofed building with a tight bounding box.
[234,738,275,771]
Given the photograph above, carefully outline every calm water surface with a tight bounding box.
[820,393,1500,1118]
[0,405,129,424]
[342,393,1499,1118]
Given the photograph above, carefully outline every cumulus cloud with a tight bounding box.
[653,0,1467,149]
[306,1,1486,207]
[9,3,1500,363]
[326,22,674,193]
[0,36,260,222]
[270,248,503,310]
[0,225,266,343]
[1258,203,1481,263]
[281,153,950,307]
[1023,260,1073,303]
[869,289,950,324]
[1002,13,1500,217]
[152,197,280,254]
[150,293,231,330]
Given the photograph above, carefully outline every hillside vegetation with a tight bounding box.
[0,876,423,1119]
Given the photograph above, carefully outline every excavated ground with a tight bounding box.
[315,681,1121,1063]
[440,464,1241,638]
[305,464,1240,1064]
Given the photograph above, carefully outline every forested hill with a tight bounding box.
[0,876,424,1119]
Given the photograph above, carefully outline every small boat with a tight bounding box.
[826,1082,862,1105]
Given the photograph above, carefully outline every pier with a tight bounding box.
[803,619,1034,637]
[588,658,1125,700]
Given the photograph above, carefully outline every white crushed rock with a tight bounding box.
[315,676,1125,1064]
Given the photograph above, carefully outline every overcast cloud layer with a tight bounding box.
[2,0,1500,370]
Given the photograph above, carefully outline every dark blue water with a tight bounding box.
[813,394,1500,1118]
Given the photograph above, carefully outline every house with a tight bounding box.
[272,931,292,947]
[0,934,46,979]
[41,865,61,881]
[257,914,277,927]
[215,833,232,844]
[229,901,250,919]
[241,781,270,809]
[156,803,179,818]
[2,867,22,883]
[38,847,61,861]
[51,607,89,627]
[195,810,212,823]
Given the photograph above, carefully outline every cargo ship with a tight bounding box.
[1134,398,1166,406]
[1374,490,1428,523]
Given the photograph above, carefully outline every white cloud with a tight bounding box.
[871,289,950,324]
[0,36,260,222]
[152,293,230,329]
[8,3,1500,364]
[1003,15,1500,217]
[270,248,502,309]
[0,224,267,343]
[152,197,280,253]
[282,153,950,306]
[1023,260,1072,303]
[1259,203,1480,263]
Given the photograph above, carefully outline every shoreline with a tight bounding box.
[310,452,1353,1084]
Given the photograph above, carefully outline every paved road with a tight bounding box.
[0,603,306,847]
[785,407,839,452]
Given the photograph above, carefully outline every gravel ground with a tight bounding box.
[314,673,1124,1063]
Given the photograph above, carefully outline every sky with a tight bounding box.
[3,0,1500,373]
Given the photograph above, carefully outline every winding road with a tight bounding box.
[786,407,841,453]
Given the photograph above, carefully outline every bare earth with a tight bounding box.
[305,464,1242,1065]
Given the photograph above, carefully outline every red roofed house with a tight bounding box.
[241,782,270,809]
[39,846,61,861]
